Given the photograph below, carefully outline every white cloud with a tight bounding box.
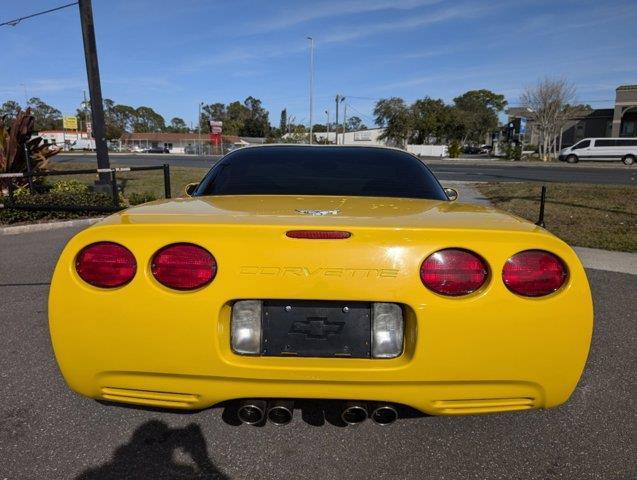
[245,0,443,34]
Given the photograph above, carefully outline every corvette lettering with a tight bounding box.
[239,266,399,278]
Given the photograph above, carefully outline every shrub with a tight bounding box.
[504,143,522,161]
[127,191,157,206]
[50,180,89,194]
[0,191,116,224]
[448,140,462,158]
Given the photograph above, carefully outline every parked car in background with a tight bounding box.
[463,145,482,154]
[559,138,637,165]
[144,146,170,153]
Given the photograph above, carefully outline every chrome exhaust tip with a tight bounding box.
[370,404,398,425]
[267,400,294,425]
[237,400,266,425]
[341,402,368,425]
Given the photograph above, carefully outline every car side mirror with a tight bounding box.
[444,187,458,201]
[185,182,199,197]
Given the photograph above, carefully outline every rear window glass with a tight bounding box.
[616,139,637,146]
[196,146,447,200]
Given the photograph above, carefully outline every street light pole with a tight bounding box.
[78,0,110,184]
[334,95,341,145]
[342,99,347,146]
[198,102,203,155]
[307,36,314,144]
[325,110,330,143]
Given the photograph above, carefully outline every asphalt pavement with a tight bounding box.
[52,153,636,185]
[1,226,635,479]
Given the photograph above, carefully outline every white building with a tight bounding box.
[36,130,95,150]
[289,128,448,157]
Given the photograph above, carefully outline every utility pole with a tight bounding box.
[78,0,110,184]
[307,37,314,144]
[335,95,341,145]
[83,90,88,134]
[342,100,347,146]
[325,110,330,143]
[197,102,203,155]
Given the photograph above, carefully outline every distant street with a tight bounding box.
[52,154,636,185]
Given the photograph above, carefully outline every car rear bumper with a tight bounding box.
[95,374,543,415]
[49,224,593,416]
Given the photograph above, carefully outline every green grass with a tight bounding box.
[477,182,637,252]
[47,162,209,199]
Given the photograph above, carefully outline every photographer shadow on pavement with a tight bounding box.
[76,420,228,480]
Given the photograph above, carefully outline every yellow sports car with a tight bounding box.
[49,145,593,426]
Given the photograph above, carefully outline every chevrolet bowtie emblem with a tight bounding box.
[295,209,339,216]
[290,317,345,339]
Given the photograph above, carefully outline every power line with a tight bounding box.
[0,2,78,28]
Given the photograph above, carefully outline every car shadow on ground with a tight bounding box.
[76,420,228,480]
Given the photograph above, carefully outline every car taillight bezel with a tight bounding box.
[75,241,137,288]
[420,248,489,297]
[502,249,568,297]
[151,243,217,291]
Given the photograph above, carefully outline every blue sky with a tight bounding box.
[1,0,636,128]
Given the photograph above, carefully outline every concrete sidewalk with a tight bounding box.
[572,247,637,276]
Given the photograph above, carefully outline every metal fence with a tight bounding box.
[0,164,171,213]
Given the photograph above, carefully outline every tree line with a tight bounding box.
[373,89,507,148]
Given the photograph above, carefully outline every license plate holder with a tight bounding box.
[261,300,371,358]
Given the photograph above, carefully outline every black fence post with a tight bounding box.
[163,164,171,199]
[23,144,35,194]
[110,170,119,208]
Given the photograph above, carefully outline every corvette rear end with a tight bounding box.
[48,146,593,422]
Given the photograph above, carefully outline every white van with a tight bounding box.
[559,138,637,165]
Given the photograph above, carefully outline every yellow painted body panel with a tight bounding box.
[49,196,593,415]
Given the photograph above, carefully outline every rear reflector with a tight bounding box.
[420,248,488,296]
[286,230,351,239]
[151,243,216,290]
[502,250,567,297]
[75,242,136,288]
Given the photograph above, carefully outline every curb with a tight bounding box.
[1,217,103,235]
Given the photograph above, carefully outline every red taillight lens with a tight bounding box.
[76,242,136,288]
[286,230,351,239]
[151,243,216,290]
[502,250,567,297]
[420,248,488,296]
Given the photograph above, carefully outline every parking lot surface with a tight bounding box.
[1,227,635,479]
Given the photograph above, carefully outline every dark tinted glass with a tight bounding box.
[573,140,590,149]
[196,146,447,200]
[617,139,637,146]
[594,139,616,147]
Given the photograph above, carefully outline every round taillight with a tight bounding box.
[502,250,567,297]
[76,242,136,288]
[151,243,216,290]
[420,248,488,296]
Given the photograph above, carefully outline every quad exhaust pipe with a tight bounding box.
[267,400,294,425]
[237,399,294,425]
[237,399,396,426]
[369,403,398,425]
[341,402,369,425]
[237,400,267,425]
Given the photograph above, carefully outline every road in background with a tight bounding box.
[53,154,636,185]
[1,226,635,479]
